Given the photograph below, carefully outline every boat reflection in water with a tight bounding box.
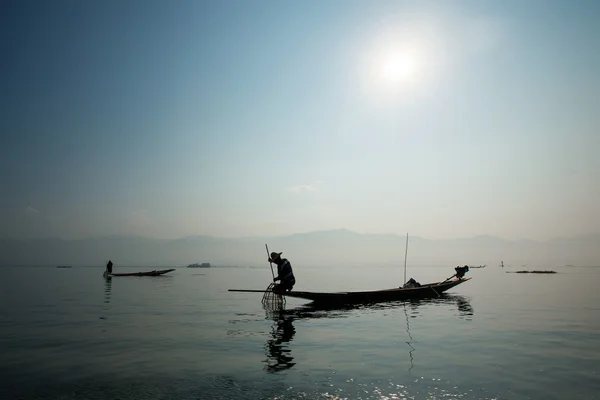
[99,274,113,323]
[104,275,112,304]
[263,308,297,372]
[262,294,473,372]
[402,295,473,373]
[402,294,474,320]
[403,302,416,373]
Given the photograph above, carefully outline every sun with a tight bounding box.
[364,42,423,93]
[379,51,417,83]
[361,19,447,103]
[361,20,446,104]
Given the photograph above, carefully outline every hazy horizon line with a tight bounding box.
[2,228,599,243]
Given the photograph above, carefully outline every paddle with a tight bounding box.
[265,244,276,282]
[442,273,457,283]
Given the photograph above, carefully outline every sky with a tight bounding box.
[1,0,599,241]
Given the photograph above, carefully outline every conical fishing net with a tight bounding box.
[262,283,286,310]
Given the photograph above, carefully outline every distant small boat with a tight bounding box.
[507,270,556,274]
[470,264,486,269]
[56,265,72,268]
[104,268,175,277]
[187,263,211,268]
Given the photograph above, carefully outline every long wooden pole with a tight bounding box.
[265,244,275,281]
[403,233,409,284]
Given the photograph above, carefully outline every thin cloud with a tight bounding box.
[287,181,324,193]
[26,206,40,215]
[288,184,316,193]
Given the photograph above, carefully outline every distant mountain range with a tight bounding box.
[1,229,598,267]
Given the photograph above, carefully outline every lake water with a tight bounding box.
[1,264,599,399]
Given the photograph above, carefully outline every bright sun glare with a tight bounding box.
[378,50,417,83]
[364,26,438,98]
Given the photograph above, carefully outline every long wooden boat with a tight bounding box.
[104,268,175,277]
[229,277,471,306]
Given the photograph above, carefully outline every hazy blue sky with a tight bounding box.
[2,0,599,241]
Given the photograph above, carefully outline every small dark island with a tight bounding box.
[187,263,211,268]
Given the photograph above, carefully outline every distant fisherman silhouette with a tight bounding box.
[106,260,113,274]
[268,252,295,292]
[455,265,469,278]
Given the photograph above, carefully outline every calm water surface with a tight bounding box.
[1,264,599,399]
